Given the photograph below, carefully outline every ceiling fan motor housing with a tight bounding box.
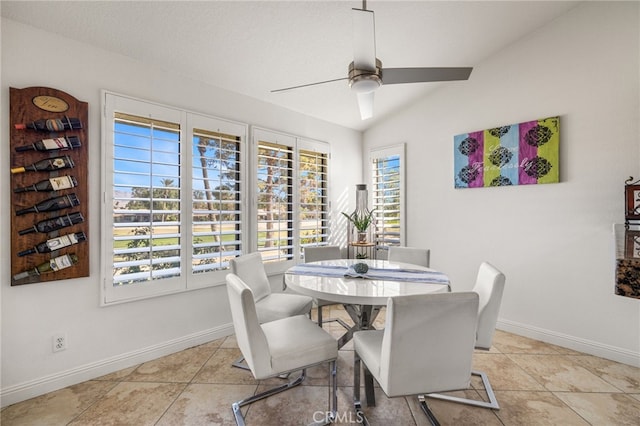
[349,59,382,93]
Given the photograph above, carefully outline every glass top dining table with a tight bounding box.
[284,258,451,406]
[284,258,450,306]
[284,258,450,345]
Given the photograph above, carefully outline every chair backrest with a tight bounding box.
[472,262,506,350]
[229,252,271,302]
[225,273,271,377]
[387,246,430,267]
[379,292,479,397]
[304,245,341,263]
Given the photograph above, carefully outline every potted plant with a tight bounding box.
[342,209,375,243]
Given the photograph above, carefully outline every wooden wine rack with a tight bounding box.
[10,87,89,285]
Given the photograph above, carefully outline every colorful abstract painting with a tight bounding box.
[454,116,559,188]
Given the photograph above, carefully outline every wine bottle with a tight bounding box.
[10,155,75,174]
[15,136,81,152]
[16,194,79,216]
[18,231,87,257]
[14,175,78,193]
[12,253,79,281]
[14,117,82,132]
[18,212,84,235]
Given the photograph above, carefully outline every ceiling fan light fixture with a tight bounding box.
[350,75,381,93]
[349,59,382,93]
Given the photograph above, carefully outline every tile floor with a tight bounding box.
[2,306,639,425]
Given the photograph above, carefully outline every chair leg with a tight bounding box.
[353,353,370,426]
[231,355,250,371]
[232,362,339,426]
[363,364,375,407]
[232,369,307,426]
[418,395,441,426]
[425,370,500,409]
[308,360,338,426]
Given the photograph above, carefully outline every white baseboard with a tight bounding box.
[1,324,234,408]
[497,319,640,367]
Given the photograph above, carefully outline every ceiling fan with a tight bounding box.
[272,1,473,120]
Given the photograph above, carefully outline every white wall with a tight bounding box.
[364,2,639,365]
[0,18,362,406]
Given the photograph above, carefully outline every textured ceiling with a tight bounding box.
[1,1,580,131]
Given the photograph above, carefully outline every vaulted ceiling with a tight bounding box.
[1,1,580,131]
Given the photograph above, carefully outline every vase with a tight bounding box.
[350,184,373,245]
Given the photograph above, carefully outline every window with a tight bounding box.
[252,128,330,271]
[370,144,405,249]
[102,92,247,304]
[298,145,329,252]
[255,132,294,264]
[191,125,243,274]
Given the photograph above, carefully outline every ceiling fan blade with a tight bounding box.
[357,91,374,120]
[271,77,349,93]
[352,8,376,71]
[382,67,473,84]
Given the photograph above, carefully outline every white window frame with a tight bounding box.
[251,127,330,275]
[101,91,248,305]
[297,137,331,257]
[369,143,406,250]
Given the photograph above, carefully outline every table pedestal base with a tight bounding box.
[337,303,381,406]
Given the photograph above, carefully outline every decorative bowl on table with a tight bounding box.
[353,262,369,274]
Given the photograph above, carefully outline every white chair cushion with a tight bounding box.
[387,246,430,267]
[353,329,384,377]
[304,246,343,310]
[305,246,341,263]
[256,293,313,323]
[354,292,478,398]
[261,315,338,376]
[226,274,272,376]
[473,262,506,350]
[230,252,272,302]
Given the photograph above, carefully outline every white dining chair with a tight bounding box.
[229,252,313,370]
[427,261,506,410]
[387,246,430,267]
[353,292,479,426]
[230,252,313,323]
[226,273,338,426]
[304,245,350,330]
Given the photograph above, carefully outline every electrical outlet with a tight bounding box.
[53,334,67,352]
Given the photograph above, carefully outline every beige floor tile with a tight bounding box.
[156,383,256,425]
[493,330,563,355]
[508,354,623,392]
[472,352,545,391]
[243,384,344,425]
[337,386,418,426]
[199,337,228,351]
[416,390,504,426]
[68,381,186,425]
[554,391,640,426]
[126,343,215,383]
[493,390,591,425]
[93,365,139,381]
[192,347,259,385]
[568,354,640,393]
[3,312,637,426]
[0,381,117,426]
[220,334,239,349]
